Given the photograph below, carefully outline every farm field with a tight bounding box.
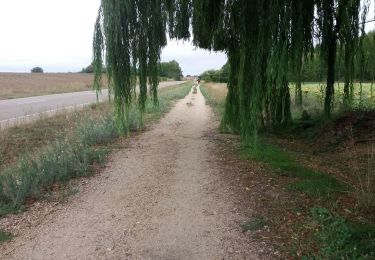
[292,82,375,115]
[0,73,101,100]
[202,82,375,119]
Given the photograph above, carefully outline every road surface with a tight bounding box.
[0,81,185,127]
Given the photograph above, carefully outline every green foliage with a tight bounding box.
[297,31,375,84]
[159,60,183,80]
[200,62,229,83]
[94,0,168,134]
[308,207,375,259]
[81,64,94,73]
[31,67,43,73]
[82,63,108,74]
[94,0,371,141]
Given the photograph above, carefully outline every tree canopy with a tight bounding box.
[200,62,229,83]
[159,60,183,80]
[94,0,374,141]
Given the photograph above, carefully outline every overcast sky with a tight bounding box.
[0,1,373,75]
[0,0,226,75]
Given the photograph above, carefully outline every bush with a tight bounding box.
[81,64,94,73]
[31,67,44,73]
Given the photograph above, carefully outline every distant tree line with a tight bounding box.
[159,60,182,80]
[201,31,375,84]
[300,31,375,82]
[31,67,44,73]
[81,60,182,81]
[200,63,229,83]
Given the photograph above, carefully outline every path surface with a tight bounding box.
[0,86,260,259]
[0,81,185,124]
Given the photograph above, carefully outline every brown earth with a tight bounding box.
[0,73,101,99]
[0,87,275,259]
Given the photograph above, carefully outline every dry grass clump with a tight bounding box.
[0,103,112,172]
[204,82,228,101]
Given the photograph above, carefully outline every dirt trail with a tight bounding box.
[0,86,261,259]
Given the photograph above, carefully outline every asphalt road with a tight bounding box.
[0,81,185,127]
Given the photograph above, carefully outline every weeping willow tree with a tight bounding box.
[93,0,167,134]
[93,0,373,142]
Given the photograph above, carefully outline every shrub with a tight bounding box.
[31,67,44,73]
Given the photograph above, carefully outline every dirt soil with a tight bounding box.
[0,87,273,259]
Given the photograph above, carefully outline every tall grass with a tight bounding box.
[291,82,375,118]
[0,115,117,216]
[200,83,226,117]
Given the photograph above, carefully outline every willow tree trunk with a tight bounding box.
[325,38,336,117]
[223,49,241,133]
[295,82,302,108]
[343,47,352,108]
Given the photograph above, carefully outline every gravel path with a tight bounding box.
[0,86,260,259]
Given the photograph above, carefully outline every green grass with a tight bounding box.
[240,141,346,197]
[0,229,11,242]
[201,82,345,197]
[129,82,192,130]
[306,207,375,259]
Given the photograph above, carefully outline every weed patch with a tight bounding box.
[0,229,11,242]
[306,207,375,259]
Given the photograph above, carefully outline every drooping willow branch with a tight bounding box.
[93,0,167,134]
[94,0,372,142]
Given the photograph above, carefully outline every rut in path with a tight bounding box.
[1,86,261,259]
